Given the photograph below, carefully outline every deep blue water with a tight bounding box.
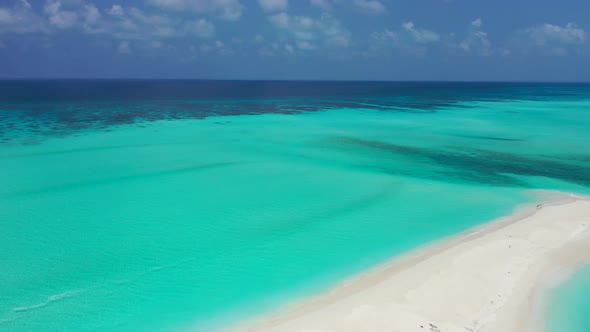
[1,80,590,143]
[2,80,590,102]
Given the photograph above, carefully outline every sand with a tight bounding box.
[228,193,590,332]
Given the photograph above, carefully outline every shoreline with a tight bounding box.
[226,191,590,332]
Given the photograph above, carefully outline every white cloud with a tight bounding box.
[458,18,492,56]
[108,5,124,16]
[310,0,333,11]
[263,12,350,54]
[370,22,439,55]
[354,0,386,14]
[297,40,315,50]
[117,40,130,53]
[512,23,586,55]
[0,0,48,34]
[81,4,105,33]
[152,26,175,38]
[297,16,314,28]
[0,9,13,24]
[258,0,288,12]
[147,0,186,11]
[80,4,217,42]
[127,8,172,27]
[196,39,234,55]
[16,0,31,10]
[459,31,491,55]
[215,0,244,21]
[191,18,215,38]
[83,4,100,23]
[401,22,440,43]
[268,12,316,40]
[268,12,348,47]
[0,0,245,56]
[471,18,482,28]
[525,23,585,46]
[148,0,244,21]
[0,0,357,56]
[319,14,350,47]
[72,5,200,42]
[44,0,78,29]
[268,12,289,28]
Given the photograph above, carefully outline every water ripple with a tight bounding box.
[12,289,86,313]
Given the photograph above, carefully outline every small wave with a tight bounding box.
[13,290,86,313]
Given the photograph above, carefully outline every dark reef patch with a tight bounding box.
[325,137,590,188]
[2,81,590,144]
[452,134,525,142]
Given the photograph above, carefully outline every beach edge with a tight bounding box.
[224,191,590,332]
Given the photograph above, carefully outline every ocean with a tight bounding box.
[546,264,590,332]
[0,81,589,331]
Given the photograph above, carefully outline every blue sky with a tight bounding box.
[0,0,588,80]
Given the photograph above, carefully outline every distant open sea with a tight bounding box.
[1,81,589,331]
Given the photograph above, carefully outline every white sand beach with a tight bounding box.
[229,193,590,332]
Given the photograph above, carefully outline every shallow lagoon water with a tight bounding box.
[547,264,590,332]
[0,82,589,331]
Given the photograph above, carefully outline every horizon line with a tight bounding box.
[1,78,590,84]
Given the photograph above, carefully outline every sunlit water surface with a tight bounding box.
[0,81,589,331]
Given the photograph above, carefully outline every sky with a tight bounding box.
[0,0,588,81]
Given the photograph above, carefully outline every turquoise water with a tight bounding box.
[546,264,590,332]
[1,82,590,331]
